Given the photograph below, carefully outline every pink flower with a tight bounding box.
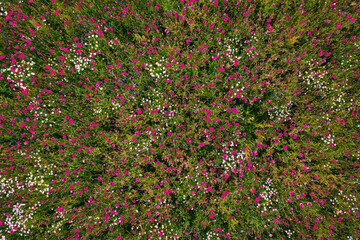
[69,119,74,124]
[108,65,113,69]
[283,145,288,150]
[132,137,137,142]
[199,142,205,147]
[336,22,342,29]
[208,84,215,88]
[218,67,225,72]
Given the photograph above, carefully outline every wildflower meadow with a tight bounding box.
[0,0,359,239]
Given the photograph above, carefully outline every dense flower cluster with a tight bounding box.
[0,0,359,239]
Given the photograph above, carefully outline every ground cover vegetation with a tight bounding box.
[0,0,360,239]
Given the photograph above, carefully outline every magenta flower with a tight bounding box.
[218,67,225,72]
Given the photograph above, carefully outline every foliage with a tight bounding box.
[0,0,359,239]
